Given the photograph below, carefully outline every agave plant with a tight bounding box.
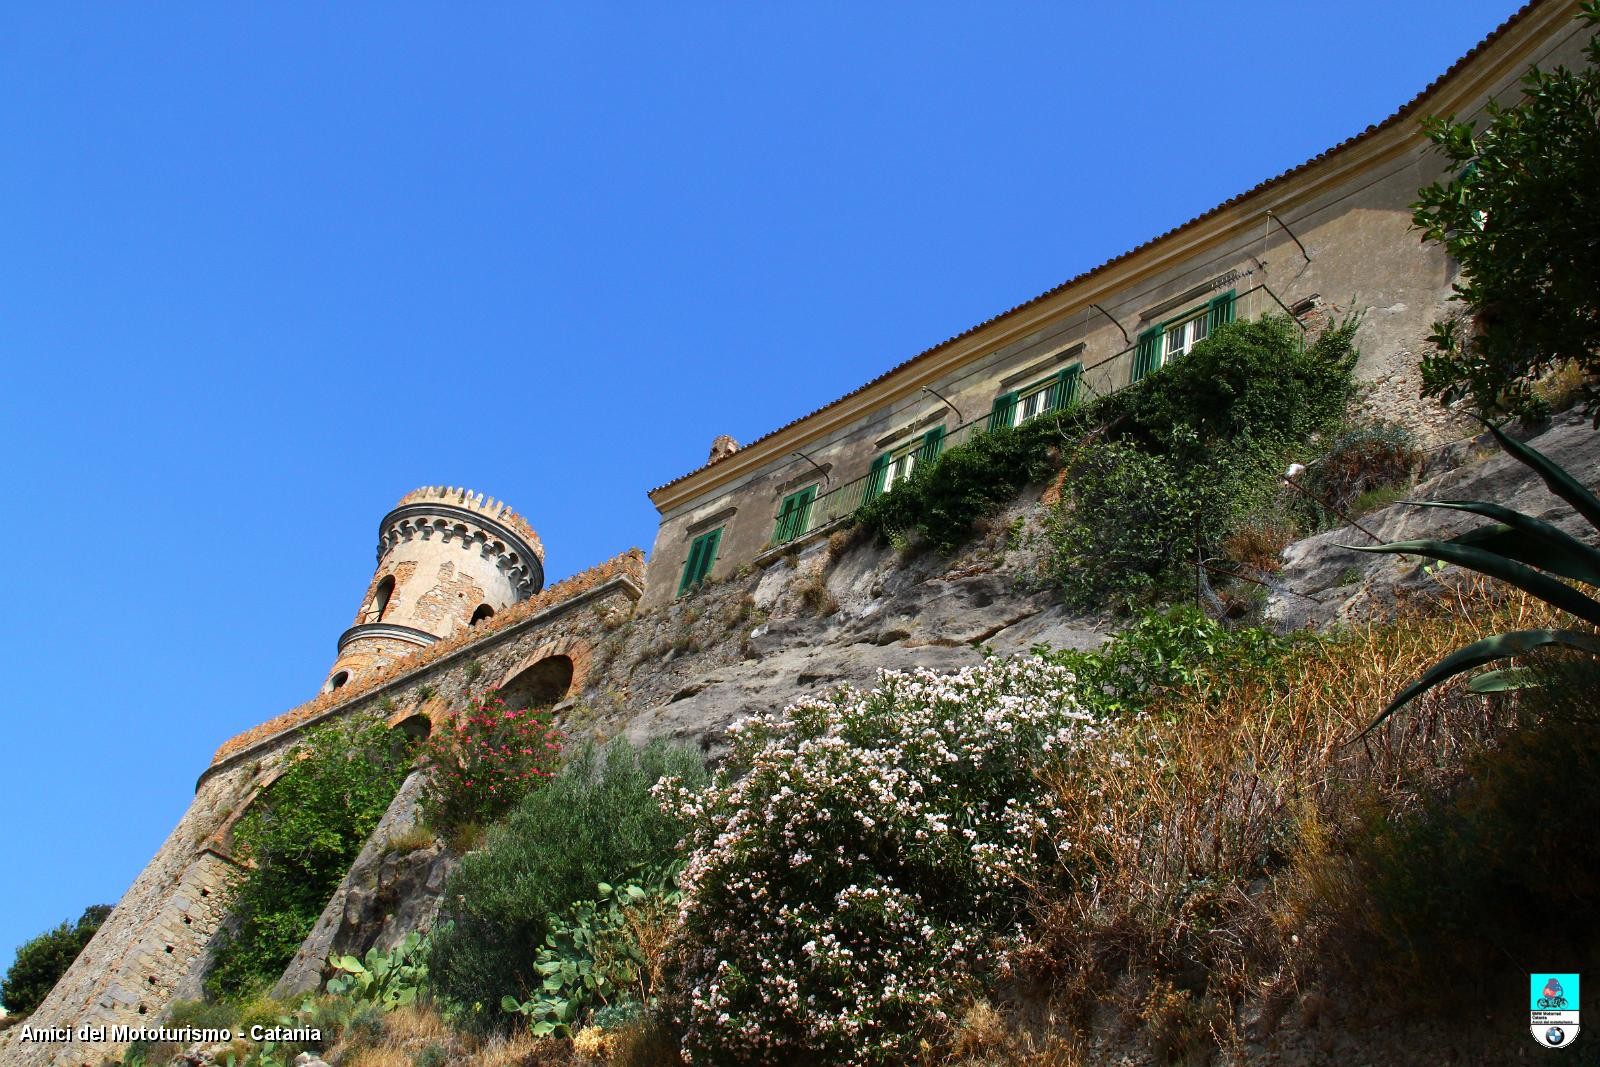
[1345,419,1600,737]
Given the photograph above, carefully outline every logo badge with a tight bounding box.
[1531,973,1580,1049]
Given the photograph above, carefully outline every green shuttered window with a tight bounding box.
[1133,290,1235,383]
[991,363,1082,428]
[773,485,817,545]
[678,527,722,596]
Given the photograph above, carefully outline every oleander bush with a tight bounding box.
[419,690,565,835]
[658,656,1103,1065]
[429,739,708,1033]
[206,718,412,1000]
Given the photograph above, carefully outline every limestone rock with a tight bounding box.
[1266,411,1600,631]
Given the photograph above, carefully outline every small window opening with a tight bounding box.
[370,575,396,623]
[470,603,495,626]
[328,671,350,693]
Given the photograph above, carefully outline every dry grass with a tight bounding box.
[1018,580,1579,1026]
[1533,358,1590,413]
[1220,518,1295,573]
[382,824,438,855]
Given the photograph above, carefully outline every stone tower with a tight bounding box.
[323,486,544,692]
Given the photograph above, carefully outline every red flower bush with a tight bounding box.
[421,690,563,834]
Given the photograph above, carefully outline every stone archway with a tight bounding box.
[494,637,592,711]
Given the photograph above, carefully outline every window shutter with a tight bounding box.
[773,496,796,545]
[1133,328,1160,382]
[795,486,816,537]
[701,529,722,581]
[919,425,946,465]
[988,391,1019,432]
[1052,365,1081,410]
[864,452,891,503]
[1208,290,1236,333]
[678,536,706,596]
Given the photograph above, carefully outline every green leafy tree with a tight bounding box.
[1,905,111,1015]
[1411,2,1600,421]
[205,717,413,999]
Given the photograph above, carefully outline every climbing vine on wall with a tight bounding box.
[205,717,413,1000]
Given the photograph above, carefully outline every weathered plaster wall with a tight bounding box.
[636,5,1593,609]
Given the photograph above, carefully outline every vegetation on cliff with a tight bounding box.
[1412,1,1600,423]
[205,718,412,1000]
[0,904,109,1017]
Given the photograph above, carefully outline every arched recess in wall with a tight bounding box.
[205,766,288,861]
[470,603,495,626]
[370,575,396,623]
[325,670,350,694]
[494,638,592,712]
[389,711,433,741]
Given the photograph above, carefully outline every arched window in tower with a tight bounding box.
[370,575,395,623]
[470,604,495,627]
[327,670,350,693]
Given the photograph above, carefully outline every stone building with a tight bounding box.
[639,0,1591,609]
[1,3,1589,1063]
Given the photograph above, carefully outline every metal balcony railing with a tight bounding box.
[769,284,1304,546]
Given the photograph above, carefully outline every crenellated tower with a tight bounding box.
[322,486,545,692]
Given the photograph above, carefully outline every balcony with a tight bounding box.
[767,284,1304,547]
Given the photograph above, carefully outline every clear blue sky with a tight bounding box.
[0,2,1522,989]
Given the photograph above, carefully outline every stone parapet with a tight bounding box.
[209,548,646,768]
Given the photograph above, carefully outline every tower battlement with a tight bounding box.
[392,485,544,563]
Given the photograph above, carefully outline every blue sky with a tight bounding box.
[0,2,1522,990]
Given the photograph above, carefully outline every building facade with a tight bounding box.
[640,0,1590,609]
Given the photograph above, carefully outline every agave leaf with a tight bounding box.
[1479,419,1600,532]
[1340,538,1600,626]
[1354,628,1600,739]
[1466,667,1541,693]
[1402,499,1600,585]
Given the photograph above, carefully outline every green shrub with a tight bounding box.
[428,739,708,1031]
[205,718,412,999]
[1044,604,1304,718]
[1096,314,1359,459]
[1044,438,1202,611]
[0,904,110,1015]
[1045,316,1359,611]
[418,690,563,835]
[853,411,1068,552]
[661,656,1099,1066]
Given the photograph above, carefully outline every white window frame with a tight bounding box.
[883,439,921,490]
[1163,308,1211,363]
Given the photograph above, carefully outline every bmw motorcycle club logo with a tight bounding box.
[1531,974,1580,1049]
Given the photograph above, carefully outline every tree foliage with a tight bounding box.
[1046,315,1359,610]
[1,904,111,1015]
[1411,2,1600,421]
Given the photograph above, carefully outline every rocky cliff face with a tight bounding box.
[298,412,1600,1006]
